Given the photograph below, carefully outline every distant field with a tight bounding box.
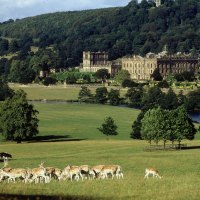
[0,140,200,199]
[9,84,127,101]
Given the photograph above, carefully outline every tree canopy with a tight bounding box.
[0,90,39,142]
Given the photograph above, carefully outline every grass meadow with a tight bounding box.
[0,84,199,199]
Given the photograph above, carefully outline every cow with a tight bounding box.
[144,168,162,179]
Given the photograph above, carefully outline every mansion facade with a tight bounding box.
[80,51,121,77]
[122,52,199,81]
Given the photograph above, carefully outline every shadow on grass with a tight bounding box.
[181,146,200,150]
[27,135,87,143]
[0,194,106,200]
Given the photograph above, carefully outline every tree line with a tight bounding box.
[0,0,199,73]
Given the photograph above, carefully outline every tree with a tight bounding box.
[185,89,200,112]
[130,110,145,139]
[114,70,131,85]
[0,77,13,101]
[151,68,163,81]
[157,80,169,88]
[142,86,164,108]
[162,88,179,110]
[43,77,57,86]
[0,90,39,142]
[141,107,166,145]
[78,86,93,103]
[98,117,118,138]
[95,87,108,104]
[125,86,144,108]
[122,79,138,88]
[95,69,110,82]
[170,106,196,146]
[108,89,120,106]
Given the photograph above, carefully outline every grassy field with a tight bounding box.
[33,103,139,141]
[1,85,199,199]
[0,140,200,200]
[9,84,127,101]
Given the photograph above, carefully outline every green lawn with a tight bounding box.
[9,84,127,101]
[1,85,199,199]
[34,103,139,140]
[0,140,200,200]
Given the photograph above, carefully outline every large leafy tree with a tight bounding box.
[170,106,196,145]
[108,89,120,106]
[0,90,39,142]
[95,87,108,104]
[78,86,93,103]
[98,117,118,138]
[125,86,144,108]
[141,107,166,145]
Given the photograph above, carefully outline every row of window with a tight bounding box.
[123,63,156,68]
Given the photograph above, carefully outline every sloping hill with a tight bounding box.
[0,0,199,64]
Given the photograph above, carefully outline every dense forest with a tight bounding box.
[0,0,199,83]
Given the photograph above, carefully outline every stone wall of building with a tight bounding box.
[81,51,121,76]
[122,53,199,81]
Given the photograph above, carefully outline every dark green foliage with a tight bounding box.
[185,89,200,112]
[162,88,179,110]
[0,39,9,55]
[122,79,138,88]
[8,60,36,84]
[142,86,164,108]
[174,71,196,82]
[78,86,93,103]
[98,116,118,137]
[0,90,39,142]
[130,111,145,139]
[95,69,110,82]
[95,87,108,104]
[43,77,57,86]
[151,68,163,81]
[108,89,120,106]
[125,86,143,108]
[0,77,13,100]
[157,80,169,88]
[9,40,19,53]
[114,70,130,85]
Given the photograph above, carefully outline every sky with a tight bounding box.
[0,0,132,22]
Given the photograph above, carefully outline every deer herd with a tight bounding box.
[0,152,162,184]
[0,162,124,184]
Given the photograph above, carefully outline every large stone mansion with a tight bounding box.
[80,51,199,81]
[122,52,199,80]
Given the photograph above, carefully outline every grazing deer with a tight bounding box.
[30,162,48,183]
[60,165,83,181]
[144,168,162,179]
[100,165,123,180]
